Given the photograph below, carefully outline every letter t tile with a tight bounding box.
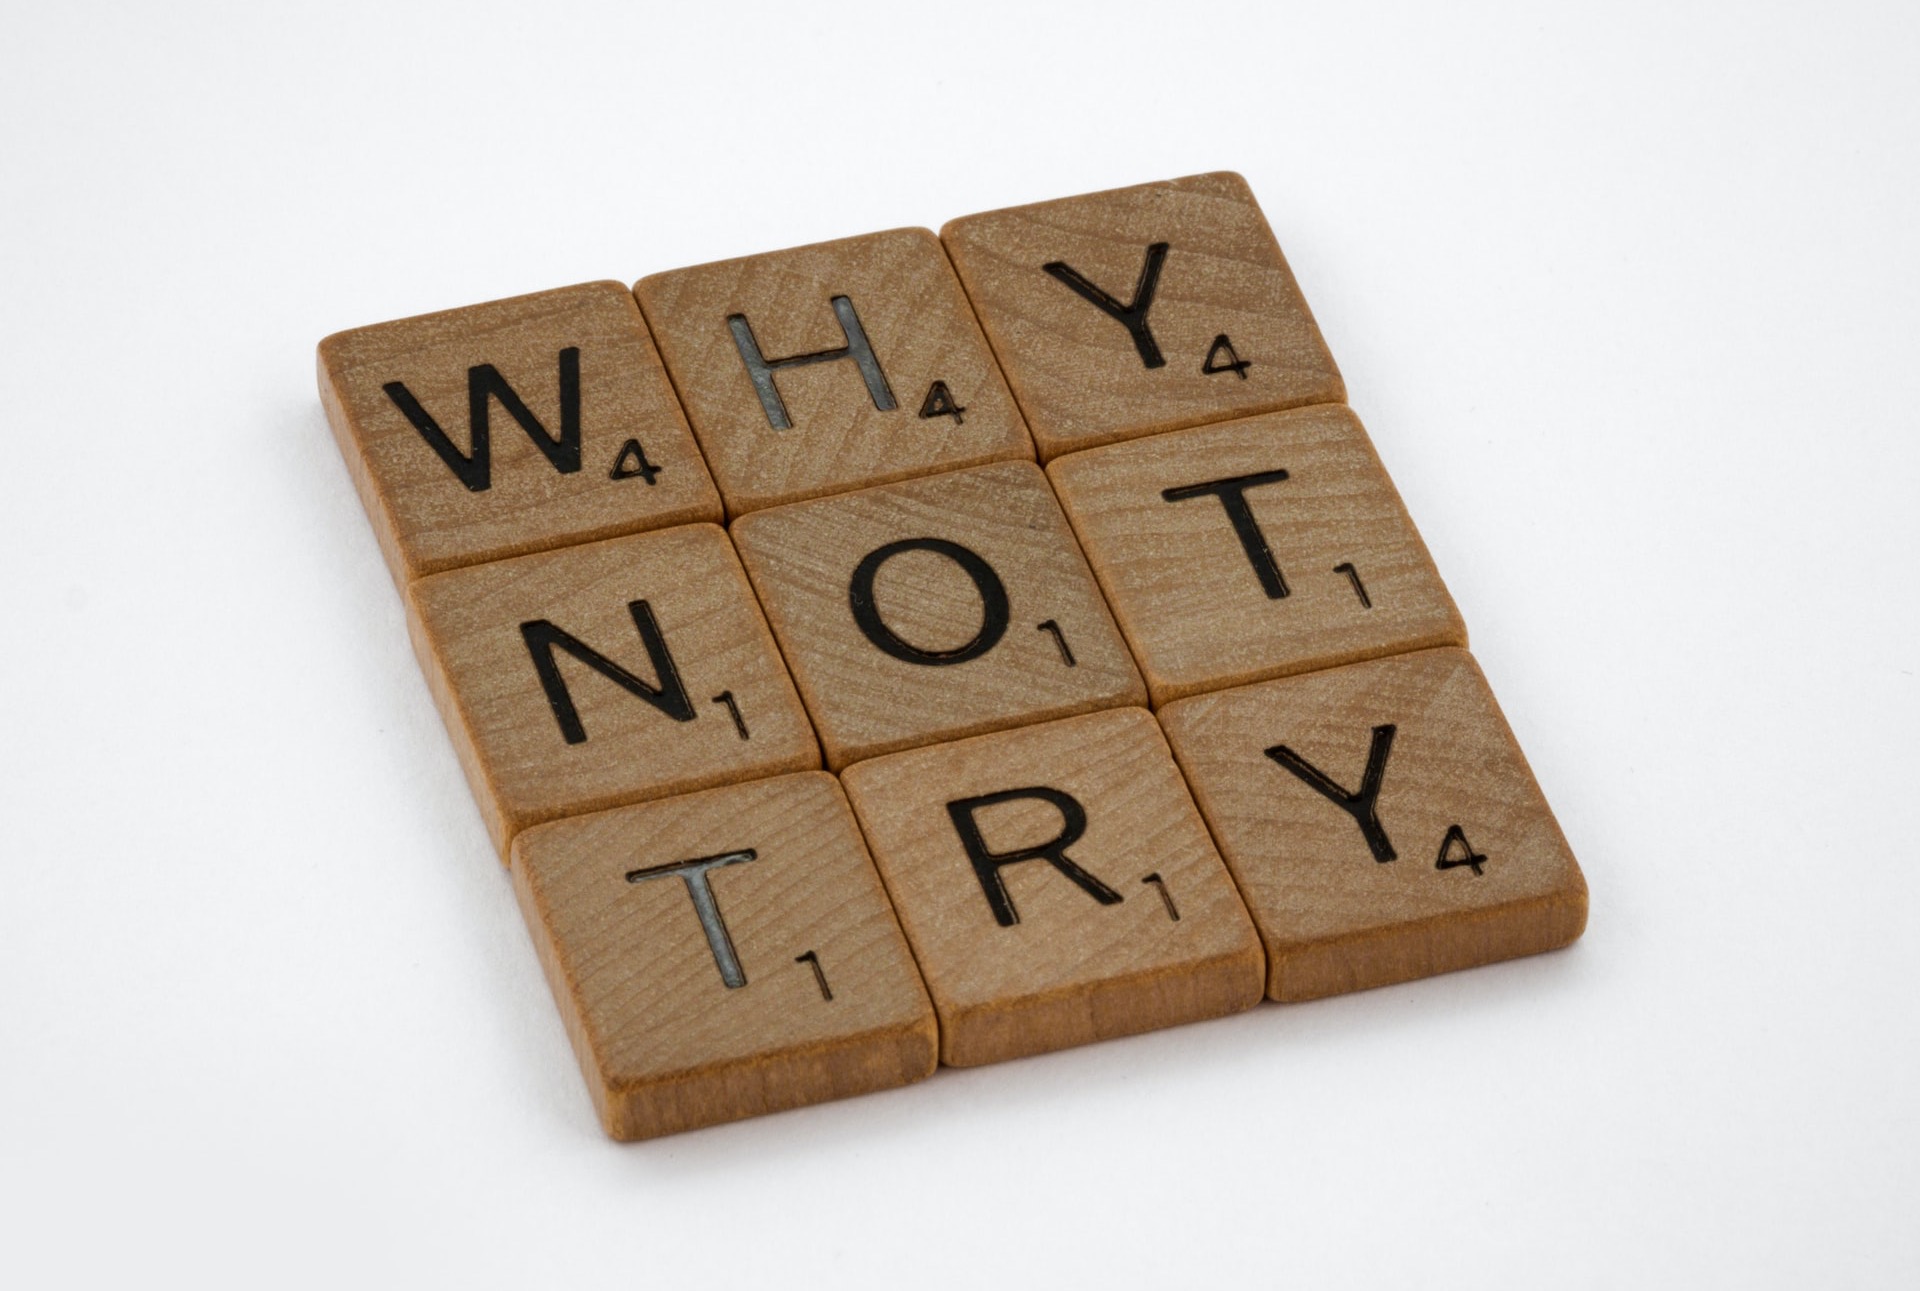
[1047,405,1465,705]
[512,772,937,1139]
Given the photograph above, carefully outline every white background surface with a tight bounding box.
[3,3,1915,1286]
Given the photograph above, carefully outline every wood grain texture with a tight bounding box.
[319,281,720,585]
[634,228,1032,515]
[511,772,937,1140]
[408,523,818,858]
[1157,648,1587,1002]
[729,461,1145,770]
[941,172,1344,460]
[1048,405,1466,705]
[841,709,1264,1066]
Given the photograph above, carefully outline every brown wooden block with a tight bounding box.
[729,462,1145,770]
[1157,648,1587,1003]
[408,523,818,857]
[634,229,1033,515]
[1048,405,1466,706]
[941,172,1345,460]
[840,709,1265,1067]
[511,772,938,1140]
[319,281,721,585]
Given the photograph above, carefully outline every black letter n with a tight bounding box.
[519,599,695,745]
[383,347,583,492]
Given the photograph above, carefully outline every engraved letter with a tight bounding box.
[1042,242,1170,369]
[728,296,896,430]
[1264,724,1398,862]
[945,787,1124,927]
[382,347,582,492]
[1161,469,1293,600]
[519,599,696,745]
[626,850,759,988]
[848,537,1011,666]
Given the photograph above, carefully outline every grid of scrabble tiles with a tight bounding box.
[321,172,1588,1141]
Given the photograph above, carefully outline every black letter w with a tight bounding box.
[519,600,696,745]
[383,348,583,492]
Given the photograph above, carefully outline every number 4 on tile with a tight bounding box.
[610,437,662,483]
[918,380,966,425]
[1435,824,1487,876]
[1202,334,1251,379]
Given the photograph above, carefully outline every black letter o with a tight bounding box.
[848,538,1010,666]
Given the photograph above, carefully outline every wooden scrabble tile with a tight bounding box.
[1157,648,1587,1003]
[511,772,938,1140]
[408,523,818,857]
[633,228,1033,515]
[729,462,1145,769]
[840,708,1264,1067]
[941,172,1345,460]
[1048,405,1466,706]
[320,281,721,584]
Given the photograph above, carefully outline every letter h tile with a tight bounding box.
[636,228,1035,515]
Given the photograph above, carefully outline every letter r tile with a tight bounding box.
[942,172,1345,460]
[408,524,818,857]
[512,772,937,1140]
[1158,648,1588,1003]
[635,229,1034,515]
[729,462,1145,770]
[320,281,721,586]
[1048,405,1466,705]
[841,709,1265,1067]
